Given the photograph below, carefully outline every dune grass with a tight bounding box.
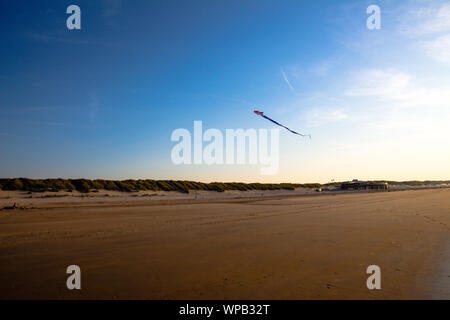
[0,178,321,193]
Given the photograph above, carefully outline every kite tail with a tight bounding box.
[261,114,311,138]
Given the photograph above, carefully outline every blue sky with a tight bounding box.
[1,0,449,183]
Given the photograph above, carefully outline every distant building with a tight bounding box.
[340,180,389,191]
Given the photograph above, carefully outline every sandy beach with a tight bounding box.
[1,188,449,299]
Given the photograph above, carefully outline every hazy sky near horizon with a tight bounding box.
[1,0,450,183]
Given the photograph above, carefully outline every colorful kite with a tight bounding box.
[253,110,311,138]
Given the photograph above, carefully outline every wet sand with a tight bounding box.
[1,189,449,299]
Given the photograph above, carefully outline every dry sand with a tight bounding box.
[0,188,449,299]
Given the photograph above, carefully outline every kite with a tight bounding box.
[253,110,311,138]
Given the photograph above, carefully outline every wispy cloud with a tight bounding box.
[346,68,450,109]
[397,2,450,65]
[280,59,335,83]
[306,108,349,127]
[399,3,450,38]
[343,68,450,140]
[345,69,411,98]
[302,66,450,134]
[419,34,450,64]
[281,68,294,91]
[308,60,333,77]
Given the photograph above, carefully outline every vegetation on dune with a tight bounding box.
[1,178,446,194]
[0,178,322,193]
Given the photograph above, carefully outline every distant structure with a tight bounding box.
[340,179,389,191]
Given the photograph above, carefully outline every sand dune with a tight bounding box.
[0,189,449,299]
